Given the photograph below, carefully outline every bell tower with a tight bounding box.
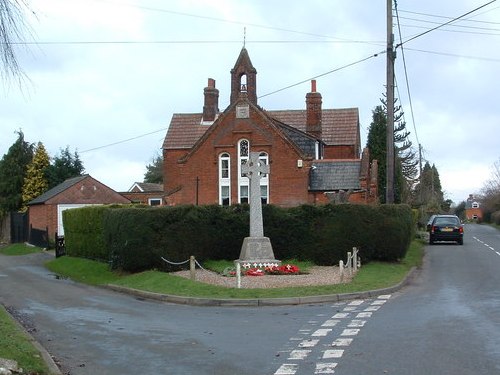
[230,47,257,105]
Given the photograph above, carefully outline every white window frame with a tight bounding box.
[259,152,269,204]
[219,152,231,206]
[148,198,162,206]
[238,139,250,203]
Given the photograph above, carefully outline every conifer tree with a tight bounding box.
[0,130,33,214]
[21,142,50,210]
[45,147,85,189]
[366,99,418,203]
[144,153,163,184]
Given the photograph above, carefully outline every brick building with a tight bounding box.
[465,194,483,221]
[162,48,377,207]
[28,175,130,240]
[121,182,164,206]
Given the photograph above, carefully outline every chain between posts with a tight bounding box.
[161,256,209,281]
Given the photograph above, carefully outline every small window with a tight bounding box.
[148,198,162,206]
[472,202,479,208]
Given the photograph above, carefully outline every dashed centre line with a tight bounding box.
[473,236,499,256]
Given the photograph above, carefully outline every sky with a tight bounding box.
[1,0,499,204]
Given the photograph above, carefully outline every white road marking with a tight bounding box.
[314,363,337,374]
[356,312,372,318]
[275,363,298,375]
[298,339,319,348]
[288,350,311,360]
[312,328,332,337]
[323,349,344,359]
[496,252,500,256]
[348,320,366,328]
[332,312,349,319]
[341,328,360,336]
[322,319,340,327]
[275,296,392,374]
[332,338,353,347]
[343,306,357,311]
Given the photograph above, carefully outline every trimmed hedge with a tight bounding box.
[63,206,109,261]
[64,203,413,272]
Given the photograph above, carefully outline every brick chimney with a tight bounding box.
[202,78,219,122]
[306,80,322,139]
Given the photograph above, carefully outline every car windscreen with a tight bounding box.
[434,217,459,226]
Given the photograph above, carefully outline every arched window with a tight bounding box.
[240,74,247,92]
[219,153,230,206]
[238,140,250,203]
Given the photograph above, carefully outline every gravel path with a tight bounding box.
[172,266,353,289]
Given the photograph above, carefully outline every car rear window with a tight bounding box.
[434,217,459,226]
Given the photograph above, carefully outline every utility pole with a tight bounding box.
[386,0,395,204]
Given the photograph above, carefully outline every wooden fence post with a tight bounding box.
[189,256,196,281]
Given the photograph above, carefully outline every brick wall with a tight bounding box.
[28,176,130,241]
[164,101,312,207]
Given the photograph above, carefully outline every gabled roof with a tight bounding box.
[28,175,88,205]
[163,108,359,151]
[128,182,164,192]
[269,108,359,146]
[309,160,361,191]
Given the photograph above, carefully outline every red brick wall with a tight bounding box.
[121,192,163,205]
[29,204,56,237]
[324,145,357,159]
[164,103,312,207]
[28,176,130,240]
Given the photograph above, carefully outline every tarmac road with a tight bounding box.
[0,251,335,374]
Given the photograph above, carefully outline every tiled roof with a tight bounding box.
[163,108,359,150]
[128,182,164,192]
[163,113,210,149]
[309,160,361,191]
[268,108,359,145]
[28,175,88,205]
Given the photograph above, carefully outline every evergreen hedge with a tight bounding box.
[63,203,413,272]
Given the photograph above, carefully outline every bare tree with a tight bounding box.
[0,0,33,83]
[480,158,500,221]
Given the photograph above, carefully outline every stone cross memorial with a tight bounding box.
[238,151,280,267]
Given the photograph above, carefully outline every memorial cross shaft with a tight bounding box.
[241,151,269,237]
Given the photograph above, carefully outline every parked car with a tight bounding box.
[429,214,464,245]
[426,215,437,232]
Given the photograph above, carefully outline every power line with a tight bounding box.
[79,127,167,153]
[12,39,384,46]
[94,0,385,46]
[258,51,384,99]
[394,3,420,147]
[77,51,384,154]
[396,0,498,48]
[402,47,500,63]
[398,7,500,25]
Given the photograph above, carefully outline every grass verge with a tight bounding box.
[0,243,43,256]
[45,239,424,299]
[0,304,50,374]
